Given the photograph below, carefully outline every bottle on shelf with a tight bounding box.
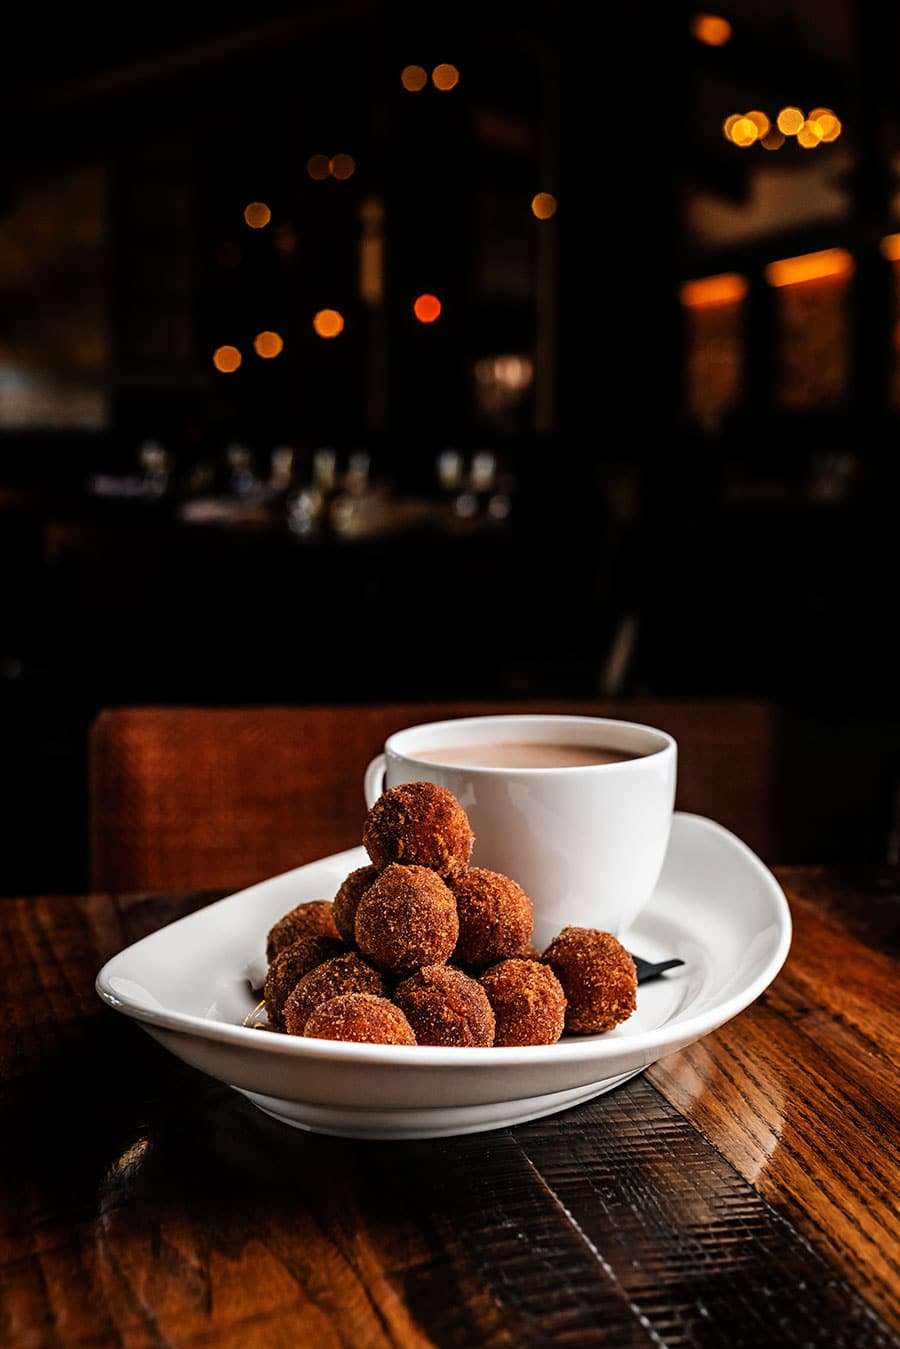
[269,445,295,494]
[225,442,262,498]
[138,439,173,499]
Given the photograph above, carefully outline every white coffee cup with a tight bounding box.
[364,713,677,949]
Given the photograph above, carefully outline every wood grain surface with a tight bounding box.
[2,871,899,1348]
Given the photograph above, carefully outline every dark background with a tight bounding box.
[1,2,898,892]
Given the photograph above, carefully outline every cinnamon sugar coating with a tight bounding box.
[354,863,459,974]
[263,934,348,1030]
[394,964,495,1047]
[266,899,340,963]
[479,958,566,1046]
[450,867,534,969]
[332,864,379,943]
[363,781,474,876]
[304,992,417,1045]
[541,926,637,1033]
[283,951,384,1035]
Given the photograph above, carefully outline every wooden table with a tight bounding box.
[3,867,899,1347]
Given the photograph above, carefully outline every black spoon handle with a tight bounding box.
[631,953,685,984]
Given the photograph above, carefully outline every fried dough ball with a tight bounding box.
[479,958,566,1047]
[283,951,384,1035]
[332,864,379,943]
[263,934,348,1031]
[450,867,534,969]
[363,781,474,877]
[354,863,459,974]
[394,964,495,1047]
[304,992,417,1046]
[266,899,340,963]
[542,927,637,1034]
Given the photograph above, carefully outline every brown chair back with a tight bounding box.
[88,699,785,893]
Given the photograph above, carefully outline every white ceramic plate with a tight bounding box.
[95,813,792,1140]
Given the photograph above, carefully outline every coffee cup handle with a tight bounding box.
[364,753,386,808]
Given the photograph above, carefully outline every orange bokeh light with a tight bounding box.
[254,330,284,359]
[401,64,427,91]
[330,154,356,180]
[691,13,732,46]
[761,128,786,151]
[730,117,758,147]
[307,154,330,181]
[213,345,242,373]
[243,201,271,229]
[797,119,824,149]
[432,63,459,91]
[414,293,442,323]
[765,248,854,288]
[746,110,771,137]
[531,192,558,219]
[777,106,804,136]
[680,273,748,308]
[313,309,345,338]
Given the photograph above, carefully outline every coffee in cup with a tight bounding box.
[364,714,677,948]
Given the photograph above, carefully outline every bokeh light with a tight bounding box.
[313,309,345,338]
[690,13,732,46]
[243,201,271,229]
[330,154,356,180]
[777,106,804,136]
[725,105,840,151]
[761,128,786,151]
[401,64,427,91]
[730,117,759,147]
[797,119,824,149]
[680,273,749,307]
[816,112,842,142]
[746,110,771,137]
[765,248,854,288]
[473,354,534,413]
[213,345,242,372]
[531,192,558,219]
[254,330,284,358]
[414,293,442,323]
[432,63,460,91]
[307,154,330,181]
